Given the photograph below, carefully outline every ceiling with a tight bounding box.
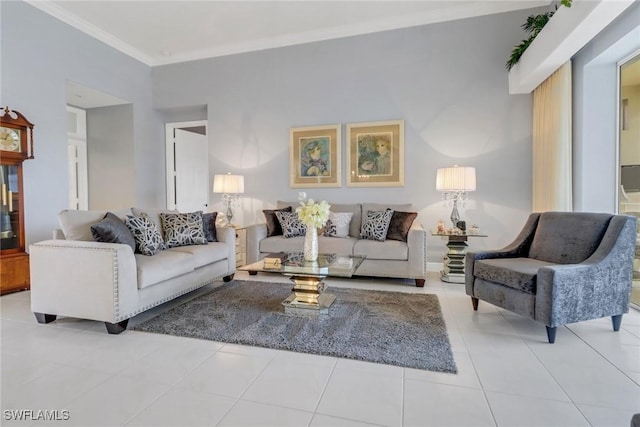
[29,0,550,67]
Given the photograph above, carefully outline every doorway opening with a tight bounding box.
[618,51,640,306]
[66,81,131,210]
[165,121,209,212]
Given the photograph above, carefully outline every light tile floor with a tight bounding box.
[2,272,639,427]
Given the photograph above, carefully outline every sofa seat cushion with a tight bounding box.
[474,257,556,294]
[260,235,357,256]
[168,243,229,269]
[135,250,196,289]
[260,236,304,254]
[318,236,357,255]
[353,239,408,260]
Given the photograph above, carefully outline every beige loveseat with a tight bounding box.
[246,202,427,287]
[29,208,236,334]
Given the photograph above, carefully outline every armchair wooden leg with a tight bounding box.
[223,274,235,282]
[546,326,557,344]
[471,297,479,311]
[415,279,425,288]
[611,314,623,331]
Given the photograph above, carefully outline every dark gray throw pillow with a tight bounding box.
[202,212,218,242]
[91,212,136,252]
[263,206,292,237]
[386,211,417,242]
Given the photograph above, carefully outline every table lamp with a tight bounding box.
[213,173,244,225]
[436,165,476,228]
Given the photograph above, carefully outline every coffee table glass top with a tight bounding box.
[239,253,365,278]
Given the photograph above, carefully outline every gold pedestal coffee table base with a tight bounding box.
[281,275,336,315]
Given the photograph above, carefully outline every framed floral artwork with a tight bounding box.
[346,120,404,187]
[289,124,341,188]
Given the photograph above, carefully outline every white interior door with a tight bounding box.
[166,125,209,212]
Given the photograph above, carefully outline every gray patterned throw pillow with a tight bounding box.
[360,209,394,241]
[125,213,166,256]
[160,211,207,248]
[275,211,307,238]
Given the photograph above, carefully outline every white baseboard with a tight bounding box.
[427,262,444,272]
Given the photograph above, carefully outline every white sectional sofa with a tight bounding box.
[29,208,236,334]
[246,202,427,287]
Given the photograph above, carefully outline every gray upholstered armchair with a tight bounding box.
[465,212,637,343]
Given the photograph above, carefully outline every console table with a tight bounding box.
[432,233,487,283]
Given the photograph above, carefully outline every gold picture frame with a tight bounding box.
[346,120,404,187]
[289,124,341,188]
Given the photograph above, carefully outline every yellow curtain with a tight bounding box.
[532,61,572,212]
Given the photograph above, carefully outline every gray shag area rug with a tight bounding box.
[133,280,457,373]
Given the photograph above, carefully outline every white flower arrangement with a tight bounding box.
[296,192,331,229]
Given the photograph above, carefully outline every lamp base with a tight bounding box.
[450,201,460,229]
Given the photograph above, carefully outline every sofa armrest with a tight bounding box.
[535,215,637,327]
[29,240,138,324]
[216,226,236,272]
[246,223,267,264]
[406,222,427,278]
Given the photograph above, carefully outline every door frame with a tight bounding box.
[165,120,208,210]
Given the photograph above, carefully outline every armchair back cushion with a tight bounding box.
[528,212,612,264]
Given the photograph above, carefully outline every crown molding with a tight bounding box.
[25,0,156,66]
[153,1,550,66]
[25,0,550,67]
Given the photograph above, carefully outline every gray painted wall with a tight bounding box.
[0,1,165,245]
[6,0,636,265]
[87,105,136,210]
[572,2,640,213]
[152,8,542,261]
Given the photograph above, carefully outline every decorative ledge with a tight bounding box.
[508,0,636,94]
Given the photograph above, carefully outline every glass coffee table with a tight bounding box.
[239,253,365,315]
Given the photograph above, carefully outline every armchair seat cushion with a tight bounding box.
[475,257,556,294]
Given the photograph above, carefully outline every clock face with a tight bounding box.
[0,127,21,152]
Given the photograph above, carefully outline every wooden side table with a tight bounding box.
[432,233,487,283]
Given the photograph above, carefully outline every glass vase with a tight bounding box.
[304,227,318,262]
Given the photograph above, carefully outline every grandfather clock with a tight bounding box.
[0,106,34,295]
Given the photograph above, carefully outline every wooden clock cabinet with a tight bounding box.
[0,106,34,295]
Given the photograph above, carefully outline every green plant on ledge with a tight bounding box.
[506,0,572,71]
